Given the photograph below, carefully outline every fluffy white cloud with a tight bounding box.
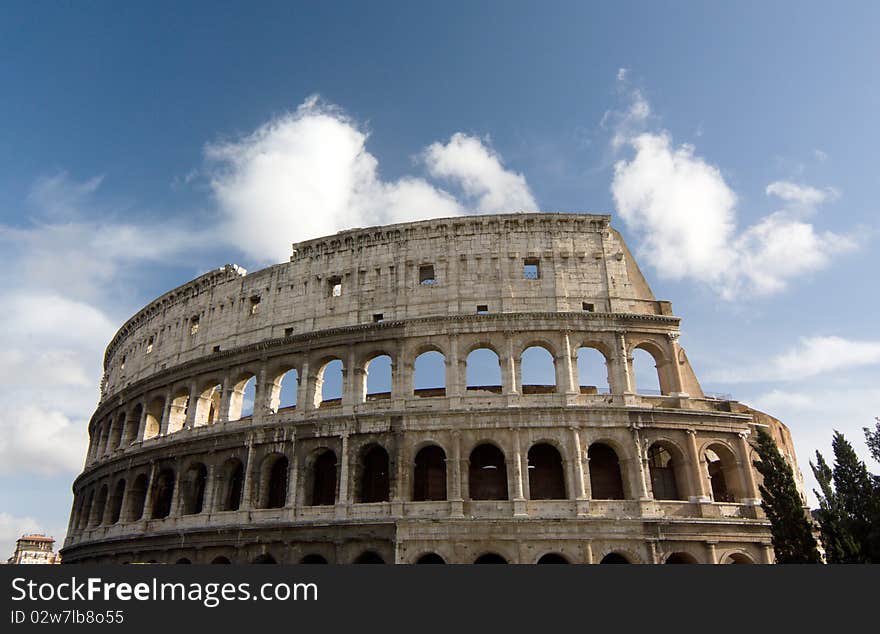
[206,96,535,263]
[711,336,880,383]
[423,133,537,214]
[609,86,856,299]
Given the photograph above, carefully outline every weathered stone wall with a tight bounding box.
[62,212,797,564]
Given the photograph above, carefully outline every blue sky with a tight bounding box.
[1,1,878,556]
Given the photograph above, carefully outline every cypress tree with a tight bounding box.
[811,451,858,563]
[752,428,821,563]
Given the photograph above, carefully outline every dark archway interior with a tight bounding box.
[469,444,508,500]
[589,444,625,500]
[359,446,390,503]
[537,553,569,564]
[266,456,289,508]
[416,553,446,564]
[648,445,681,501]
[150,469,175,519]
[311,450,337,506]
[300,554,329,564]
[528,443,566,500]
[252,554,277,564]
[599,553,630,564]
[474,553,507,564]
[224,460,244,511]
[354,551,385,564]
[413,445,447,501]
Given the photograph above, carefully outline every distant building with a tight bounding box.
[7,534,61,564]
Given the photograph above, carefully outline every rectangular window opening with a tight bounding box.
[582,302,595,312]
[212,345,221,353]
[249,295,261,315]
[523,258,540,279]
[284,327,294,337]
[373,313,384,323]
[476,305,489,314]
[146,336,154,354]
[328,276,343,297]
[190,316,200,336]
[419,264,436,285]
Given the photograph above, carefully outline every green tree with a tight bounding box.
[811,451,858,563]
[752,429,821,563]
[865,417,880,465]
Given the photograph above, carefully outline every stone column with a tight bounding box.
[449,431,464,516]
[666,332,688,395]
[447,335,461,398]
[738,431,761,504]
[512,430,527,516]
[503,333,517,395]
[336,431,350,517]
[631,426,651,500]
[299,358,312,411]
[142,462,157,519]
[761,543,775,564]
[343,348,359,407]
[253,366,269,419]
[159,391,172,436]
[183,382,199,429]
[203,463,217,513]
[240,439,255,511]
[561,331,579,395]
[217,376,232,423]
[580,430,593,500]
[169,458,183,517]
[392,438,407,515]
[571,427,588,515]
[287,445,298,509]
[647,539,659,564]
[584,540,594,565]
[611,330,633,395]
[135,404,148,442]
[686,429,710,502]
[705,541,718,564]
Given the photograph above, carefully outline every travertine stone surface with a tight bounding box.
[62,212,800,564]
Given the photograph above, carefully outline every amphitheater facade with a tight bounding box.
[62,212,804,564]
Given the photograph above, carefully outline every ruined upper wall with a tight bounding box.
[102,212,674,399]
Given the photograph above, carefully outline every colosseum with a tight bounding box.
[62,212,804,564]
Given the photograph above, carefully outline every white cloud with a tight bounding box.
[423,132,537,214]
[609,82,856,299]
[206,96,535,263]
[0,513,45,562]
[712,336,880,383]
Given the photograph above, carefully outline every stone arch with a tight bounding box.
[413,349,446,397]
[79,489,94,529]
[665,552,699,564]
[537,553,569,564]
[599,552,631,564]
[124,473,149,521]
[218,458,245,511]
[416,552,446,564]
[315,358,344,408]
[167,388,190,434]
[469,443,508,500]
[108,413,125,451]
[306,448,337,506]
[211,556,232,564]
[723,551,756,564]
[108,478,126,524]
[474,552,508,564]
[413,444,447,501]
[703,442,745,503]
[150,468,175,519]
[630,340,676,395]
[577,346,611,394]
[259,453,289,509]
[647,441,687,501]
[193,380,222,427]
[364,354,393,402]
[122,403,142,446]
[143,397,164,440]
[466,347,502,393]
[229,372,257,420]
[270,367,299,412]
[520,345,557,394]
[588,443,626,500]
[527,442,566,500]
[354,551,385,564]
[181,462,208,515]
[357,444,390,503]
[91,483,109,526]
[251,553,277,564]
[300,554,328,564]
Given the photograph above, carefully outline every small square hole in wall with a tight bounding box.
[213,345,221,353]
[523,258,540,279]
[476,305,489,314]
[582,302,595,312]
[190,316,200,335]
[373,313,384,323]
[419,264,436,285]
[284,327,294,337]
[249,295,261,315]
[120,355,126,370]
[146,336,154,354]
[328,276,343,297]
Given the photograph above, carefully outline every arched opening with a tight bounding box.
[144,398,163,440]
[251,554,277,564]
[109,414,125,451]
[520,346,556,394]
[98,421,111,456]
[300,554,328,564]
[632,346,662,395]
[317,359,343,408]
[79,490,93,529]
[468,444,508,500]
[219,459,244,511]
[365,354,392,401]
[229,374,256,420]
[167,390,190,434]
[181,463,208,515]
[193,383,222,427]
[354,551,385,564]
[588,444,625,500]
[599,553,630,564]
[416,553,446,564]
[150,469,176,519]
[474,553,507,564]
[358,445,390,503]
[211,556,232,564]
[647,443,684,501]
[122,404,141,446]
[261,454,289,509]
[91,484,109,526]
[725,553,754,564]
[577,347,610,394]
[125,474,148,521]
[665,552,698,564]
[108,479,126,524]
[537,553,569,564]
[274,368,299,412]
[413,350,446,397]
[176,558,192,564]
[309,450,337,506]
[705,444,740,503]
[527,443,566,500]
[466,348,502,394]
[413,445,447,501]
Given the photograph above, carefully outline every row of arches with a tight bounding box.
[72,436,751,530]
[88,334,681,462]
